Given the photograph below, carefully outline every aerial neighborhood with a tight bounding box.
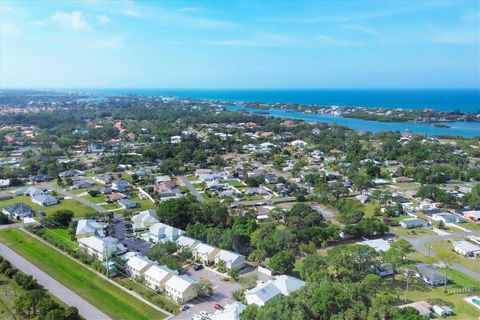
[0,92,479,320]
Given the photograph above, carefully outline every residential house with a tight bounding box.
[31,174,52,183]
[76,219,106,239]
[398,301,432,318]
[144,264,178,291]
[32,194,58,206]
[170,136,181,144]
[118,199,139,209]
[400,218,429,229]
[0,179,10,188]
[0,191,12,201]
[93,175,113,185]
[452,240,480,258]
[78,236,124,261]
[112,180,131,192]
[125,255,156,279]
[210,302,246,320]
[214,250,245,271]
[59,169,84,178]
[72,180,95,190]
[131,209,159,230]
[245,275,305,306]
[107,192,125,203]
[192,243,221,265]
[431,212,465,224]
[147,222,184,244]
[12,187,44,197]
[2,203,33,219]
[164,274,198,304]
[464,210,480,222]
[359,239,391,252]
[176,236,199,250]
[415,264,447,286]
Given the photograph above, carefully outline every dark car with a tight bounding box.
[181,305,190,311]
[214,304,224,310]
[193,263,204,271]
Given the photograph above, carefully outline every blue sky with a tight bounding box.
[1,0,479,89]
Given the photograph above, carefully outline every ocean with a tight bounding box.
[81,88,480,113]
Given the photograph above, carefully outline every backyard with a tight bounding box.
[0,196,95,218]
[0,229,168,320]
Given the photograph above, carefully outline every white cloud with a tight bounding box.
[432,31,479,44]
[0,21,23,39]
[52,11,90,31]
[98,15,111,25]
[316,35,360,47]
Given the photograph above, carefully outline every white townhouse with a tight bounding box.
[75,219,106,239]
[131,209,159,230]
[146,222,184,244]
[125,255,156,279]
[144,264,178,291]
[164,274,198,304]
[78,236,124,261]
[214,250,245,271]
[210,302,246,320]
[176,236,199,250]
[245,275,305,307]
[192,243,221,265]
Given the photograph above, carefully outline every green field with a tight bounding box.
[100,202,120,210]
[428,240,480,273]
[82,194,106,204]
[0,196,95,218]
[43,228,78,251]
[0,229,167,320]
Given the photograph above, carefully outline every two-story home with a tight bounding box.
[144,264,178,291]
[164,274,198,304]
[75,219,106,239]
[245,275,305,306]
[147,222,184,244]
[131,209,159,231]
[192,243,221,265]
[78,236,124,261]
[214,250,245,271]
[125,255,156,279]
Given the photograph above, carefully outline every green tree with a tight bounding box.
[50,210,74,227]
[268,250,295,275]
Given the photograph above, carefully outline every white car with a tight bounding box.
[199,311,210,317]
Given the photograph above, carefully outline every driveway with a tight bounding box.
[0,243,111,320]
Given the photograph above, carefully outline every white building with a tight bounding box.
[210,302,246,320]
[146,222,184,243]
[164,274,198,304]
[192,243,221,265]
[144,264,178,291]
[245,275,305,307]
[78,236,124,261]
[75,219,106,239]
[214,250,245,271]
[452,240,480,258]
[400,218,429,229]
[125,255,156,279]
[359,239,391,252]
[131,209,159,230]
[176,236,199,250]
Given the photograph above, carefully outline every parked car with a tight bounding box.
[193,263,204,271]
[181,305,190,311]
[214,304,224,310]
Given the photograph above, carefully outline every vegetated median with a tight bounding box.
[0,229,168,320]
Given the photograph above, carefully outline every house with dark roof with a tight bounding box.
[415,263,447,286]
[2,203,33,219]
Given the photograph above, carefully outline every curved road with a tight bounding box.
[0,243,111,320]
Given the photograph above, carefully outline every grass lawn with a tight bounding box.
[178,186,189,193]
[0,229,167,320]
[428,241,480,272]
[0,196,95,218]
[43,228,78,251]
[100,203,120,210]
[462,221,480,232]
[379,272,480,320]
[391,226,437,238]
[365,200,380,218]
[82,194,106,204]
[131,195,156,210]
[192,183,204,189]
[116,278,179,314]
[223,179,245,188]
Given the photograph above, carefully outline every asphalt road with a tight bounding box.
[0,243,111,320]
[46,184,107,213]
[179,176,205,203]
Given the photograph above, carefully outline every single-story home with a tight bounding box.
[359,239,391,252]
[32,194,58,207]
[214,250,245,271]
[0,191,12,201]
[72,180,95,190]
[452,240,480,258]
[245,275,305,307]
[118,199,139,209]
[415,263,446,286]
[0,179,10,188]
[400,218,429,229]
[164,274,198,304]
[144,264,178,291]
[12,187,44,197]
[2,203,33,219]
[131,209,159,230]
[59,169,84,178]
[398,301,432,317]
[464,210,480,222]
[432,212,465,224]
[112,180,131,192]
[76,219,106,239]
